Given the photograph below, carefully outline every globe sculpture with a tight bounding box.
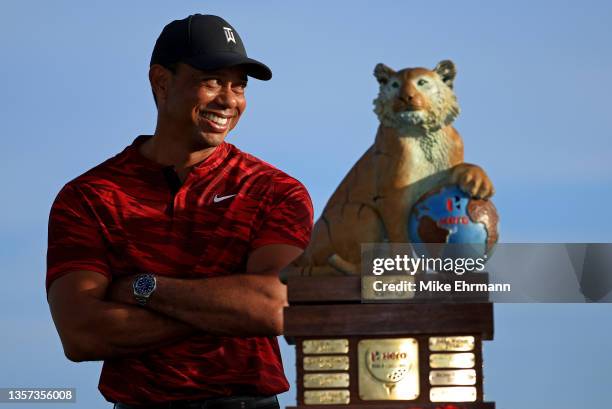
[408,184,499,261]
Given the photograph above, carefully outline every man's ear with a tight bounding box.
[374,63,395,86]
[149,64,172,105]
[434,60,456,89]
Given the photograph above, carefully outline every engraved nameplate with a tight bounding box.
[303,339,349,355]
[430,369,477,386]
[430,386,477,402]
[430,353,475,369]
[429,336,475,352]
[304,356,350,371]
[304,373,350,388]
[304,390,350,405]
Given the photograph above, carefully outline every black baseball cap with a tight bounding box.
[150,14,272,81]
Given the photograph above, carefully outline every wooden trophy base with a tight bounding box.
[284,276,495,409]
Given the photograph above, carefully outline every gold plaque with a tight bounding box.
[304,390,350,405]
[303,339,349,354]
[430,353,475,369]
[430,369,476,386]
[304,373,350,388]
[430,386,477,402]
[429,336,475,352]
[362,275,415,300]
[304,356,350,371]
[358,338,419,400]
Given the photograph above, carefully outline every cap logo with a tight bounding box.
[223,27,236,44]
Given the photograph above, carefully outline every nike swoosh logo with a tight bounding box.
[213,193,237,203]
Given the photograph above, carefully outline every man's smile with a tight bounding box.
[199,110,233,131]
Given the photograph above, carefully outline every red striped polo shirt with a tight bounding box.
[46,135,313,404]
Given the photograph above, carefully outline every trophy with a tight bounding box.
[283,60,497,408]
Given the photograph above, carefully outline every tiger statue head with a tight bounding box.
[373,60,460,133]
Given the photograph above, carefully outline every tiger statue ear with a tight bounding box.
[434,60,457,89]
[374,63,395,85]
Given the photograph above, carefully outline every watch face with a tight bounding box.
[134,275,156,296]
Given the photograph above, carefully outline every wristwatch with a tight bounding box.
[132,274,157,306]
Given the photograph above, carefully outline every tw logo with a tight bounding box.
[223,27,236,44]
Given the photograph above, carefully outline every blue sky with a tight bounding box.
[1,1,611,408]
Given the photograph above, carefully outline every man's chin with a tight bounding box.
[195,131,228,148]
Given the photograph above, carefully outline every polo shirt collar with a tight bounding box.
[124,135,231,175]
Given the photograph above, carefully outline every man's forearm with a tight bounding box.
[58,298,195,362]
[107,244,302,337]
[113,274,287,336]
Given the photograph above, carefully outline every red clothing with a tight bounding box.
[46,135,313,404]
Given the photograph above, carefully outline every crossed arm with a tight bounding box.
[47,244,302,362]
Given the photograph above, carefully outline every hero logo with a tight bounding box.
[437,216,469,226]
[370,351,408,361]
[438,196,468,226]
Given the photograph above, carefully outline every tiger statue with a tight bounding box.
[288,60,494,276]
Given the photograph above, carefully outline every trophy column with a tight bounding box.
[284,276,495,409]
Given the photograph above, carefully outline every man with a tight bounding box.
[46,14,313,409]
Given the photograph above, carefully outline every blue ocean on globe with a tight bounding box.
[408,185,498,260]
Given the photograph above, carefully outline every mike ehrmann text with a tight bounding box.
[372,280,511,293]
